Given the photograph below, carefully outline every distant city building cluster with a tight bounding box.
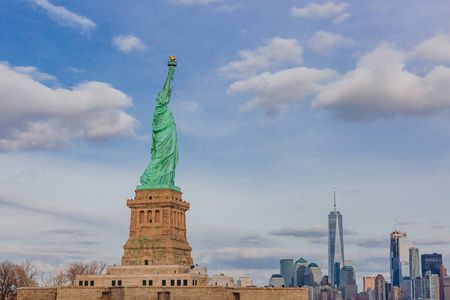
[268,193,449,300]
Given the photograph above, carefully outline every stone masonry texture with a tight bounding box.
[19,286,308,300]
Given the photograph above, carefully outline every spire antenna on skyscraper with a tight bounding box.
[334,189,336,212]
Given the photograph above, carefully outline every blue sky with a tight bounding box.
[1,0,450,288]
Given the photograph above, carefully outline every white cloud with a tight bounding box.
[410,33,450,61]
[0,121,71,150]
[227,67,338,114]
[313,43,450,120]
[112,35,147,54]
[219,37,303,78]
[290,2,350,24]
[308,31,354,55]
[12,66,57,82]
[180,101,206,114]
[27,0,96,35]
[0,62,137,151]
[332,12,351,24]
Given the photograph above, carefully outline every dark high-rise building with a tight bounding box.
[303,263,323,287]
[402,277,412,300]
[339,266,357,300]
[413,277,427,299]
[421,253,443,277]
[390,229,412,287]
[294,258,308,287]
[329,192,344,288]
[280,259,294,287]
[321,275,330,286]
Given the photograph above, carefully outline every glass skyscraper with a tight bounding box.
[280,259,294,287]
[410,247,420,279]
[328,192,344,287]
[421,253,443,276]
[390,229,413,287]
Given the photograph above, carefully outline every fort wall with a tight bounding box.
[19,286,308,300]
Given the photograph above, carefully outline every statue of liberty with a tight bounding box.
[138,57,180,191]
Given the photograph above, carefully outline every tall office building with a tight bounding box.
[339,266,358,300]
[413,277,427,299]
[390,229,412,287]
[422,253,443,276]
[280,259,294,287]
[303,263,323,286]
[402,278,412,300]
[294,258,309,287]
[439,265,447,300]
[363,276,376,292]
[374,274,386,300]
[329,192,344,288]
[442,277,450,300]
[390,286,401,300]
[409,247,420,279]
[425,271,440,300]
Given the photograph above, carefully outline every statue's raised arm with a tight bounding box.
[138,57,180,192]
[159,64,175,103]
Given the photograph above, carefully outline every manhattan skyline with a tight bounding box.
[0,0,449,288]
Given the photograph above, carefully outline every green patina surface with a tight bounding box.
[138,60,180,192]
[136,183,181,192]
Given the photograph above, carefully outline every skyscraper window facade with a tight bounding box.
[280,259,294,287]
[374,274,386,300]
[409,247,420,279]
[421,253,443,277]
[294,258,308,287]
[339,266,357,300]
[363,276,375,292]
[390,230,412,287]
[328,193,344,288]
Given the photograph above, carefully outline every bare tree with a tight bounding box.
[64,262,88,286]
[46,260,108,286]
[0,261,17,300]
[15,260,42,288]
[86,261,107,275]
[43,269,67,287]
[0,260,42,300]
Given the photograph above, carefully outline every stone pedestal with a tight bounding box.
[121,189,193,266]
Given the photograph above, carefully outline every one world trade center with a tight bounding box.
[328,192,344,287]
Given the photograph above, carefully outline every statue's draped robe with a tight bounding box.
[140,78,178,186]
